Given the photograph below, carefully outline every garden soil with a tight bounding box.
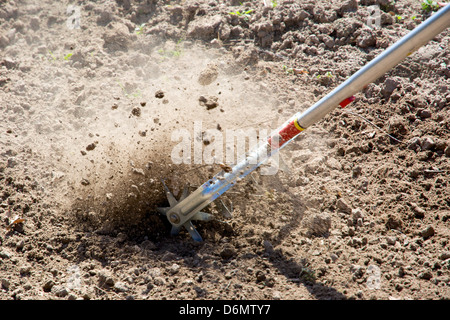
[0,0,449,300]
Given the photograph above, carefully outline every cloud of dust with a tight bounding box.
[1,2,283,235]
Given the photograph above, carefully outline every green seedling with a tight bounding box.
[173,38,183,57]
[282,65,294,75]
[299,265,316,283]
[157,38,184,59]
[421,0,440,12]
[63,53,73,61]
[271,0,278,8]
[229,9,254,20]
[129,89,142,98]
[158,47,182,58]
[48,50,57,61]
[48,51,73,62]
[172,49,182,57]
[135,23,146,35]
[117,80,142,99]
[315,71,334,85]
[316,71,333,79]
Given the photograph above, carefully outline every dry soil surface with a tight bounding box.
[0,0,449,300]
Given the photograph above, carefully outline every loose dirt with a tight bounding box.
[0,0,449,300]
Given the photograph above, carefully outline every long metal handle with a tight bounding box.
[164,5,450,237]
[296,4,450,129]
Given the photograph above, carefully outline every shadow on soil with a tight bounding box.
[68,170,347,300]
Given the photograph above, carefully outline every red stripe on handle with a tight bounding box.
[339,96,355,108]
[268,120,302,150]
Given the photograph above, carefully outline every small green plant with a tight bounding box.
[172,49,182,57]
[315,71,334,85]
[271,0,278,8]
[117,80,142,99]
[421,0,440,12]
[157,38,184,59]
[173,38,183,57]
[63,53,73,61]
[316,71,333,79]
[282,65,294,75]
[229,9,254,20]
[299,265,316,283]
[130,90,142,98]
[135,23,146,35]
[48,50,73,62]
[48,50,57,61]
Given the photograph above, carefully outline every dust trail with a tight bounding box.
[15,38,280,235]
[0,1,283,235]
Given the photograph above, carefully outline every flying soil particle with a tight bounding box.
[198,64,218,86]
[199,95,218,110]
[131,107,141,117]
[155,90,164,99]
[86,143,96,151]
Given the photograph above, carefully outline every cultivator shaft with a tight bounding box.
[158,5,450,241]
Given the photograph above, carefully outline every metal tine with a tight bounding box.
[171,226,182,236]
[156,207,169,215]
[191,211,213,221]
[161,179,178,207]
[218,199,233,219]
[183,221,203,242]
[179,184,190,201]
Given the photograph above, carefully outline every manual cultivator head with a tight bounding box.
[157,181,213,242]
